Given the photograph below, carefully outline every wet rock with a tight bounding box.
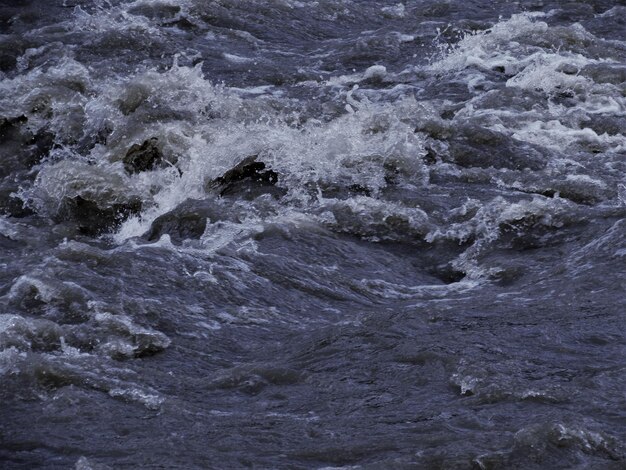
[549,3,593,22]
[447,125,547,171]
[362,65,387,83]
[56,196,143,236]
[167,16,197,30]
[0,188,33,218]
[144,197,253,242]
[423,2,454,18]
[0,314,63,353]
[117,83,150,115]
[143,199,220,242]
[127,3,181,20]
[0,116,54,217]
[547,181,609,205]
[582,115,626,137]
[122,138,175,174]
[414,117,453,139]
[32,161,145,235]
[0,51,16,74]
[428,264,466,284]
[207,365,304,396]
[0,115,28,137]
[315,182,373,200]
[502,172,612,205]
[209,155,285,199]
[581,64,626,85]
[478,88,547,113]
[556,63,579,75]
[0,115,53,173]
[94,313,171,360]
[215,155,276,187]
[348,184,372,197]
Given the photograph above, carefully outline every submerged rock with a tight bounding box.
[31,161,144,236]
[0,115,54,217]
[582,115,626,137]
[447,125,548,171]
[0,115,28,138]
[208,155,285,199]
[122,138,175,174]
[581,63,626,85]
[56,196,143,236]
[0,115,54,171]
[94,312,171,360]
[143,198,219,242]
[143,197,250,242]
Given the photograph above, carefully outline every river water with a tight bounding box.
[1,1,625,468]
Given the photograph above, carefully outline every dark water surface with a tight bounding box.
[1,0,625,468]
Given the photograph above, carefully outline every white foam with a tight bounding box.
[511,119,625,152]
[426,196,576,280]
[430,13,549,74]
[108,386,165,410]
[428,12,626,156]
[505,52,594,95]
[223,53,255,64]
[363,65,387,81]
[88,65,429,242]
[70,3,162,37]
[358,278,479,300]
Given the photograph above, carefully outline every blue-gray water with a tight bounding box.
[1,1,625,468]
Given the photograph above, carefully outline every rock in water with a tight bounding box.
[143,199,216,242]
[209,155,284,199]
[56,196,143,236]
[123,138,170,174]
[31,161,144,235]
[215,155,278,187]
[447,125,548,171]
[143,197,249,242]
[0,115,54,217]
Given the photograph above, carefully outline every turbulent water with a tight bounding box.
[1,0,625,468]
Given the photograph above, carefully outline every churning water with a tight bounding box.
[0,0,625,468]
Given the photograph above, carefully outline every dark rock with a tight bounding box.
[423,2,454,18]
[127,3,181,19]
[209,155,285,199]
[557,63,579,75]
[446,125,547,171]
[117,83,150,115]
[0,115,27,139]
[168,16,197,30]
[429,264,466,284]
[122,138,174,174]
[0,116,54,217]
[314,182,374,200]
[0,187,33,217]
[0,232,26,250]
[55,196,143,236]
[215,155,276,186]
[0,116,54,173]
[207,365,304,396]
[582,115,626,137]
[422,147,439,165]
[414,118,452,139]
[348,184,371,197]
[581,64,626,85]
[143,197,252,242]
[143,199,219,242]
